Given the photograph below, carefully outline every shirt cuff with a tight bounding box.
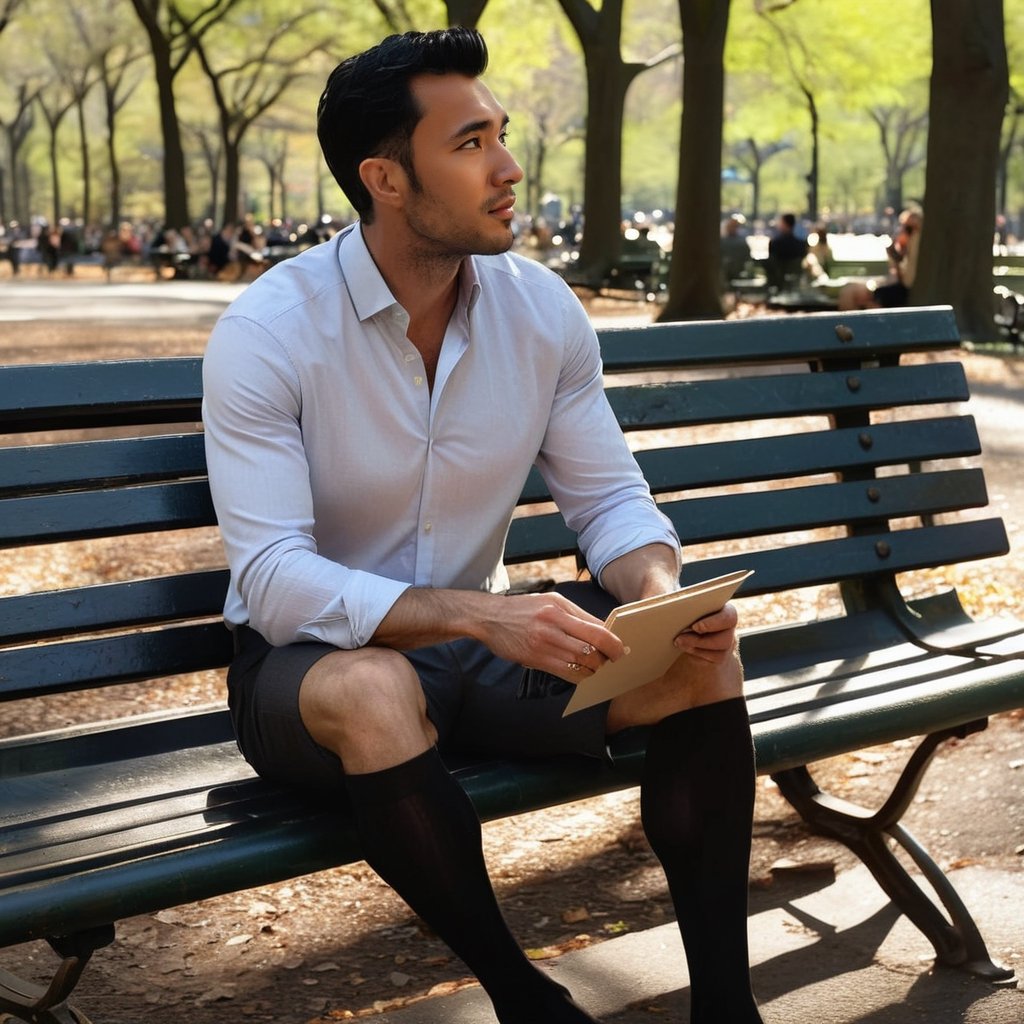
[296,573,412,649]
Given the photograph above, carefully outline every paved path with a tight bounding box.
[0,278,248,323]
[0,278,654,328]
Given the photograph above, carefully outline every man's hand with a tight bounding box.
[672,602,739,664]
[373,587,626,682]
[599,544,740,666]
[475,591,627,682]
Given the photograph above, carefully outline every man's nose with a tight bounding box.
[495,151,524,186]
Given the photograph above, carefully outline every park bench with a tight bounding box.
[2,304,1024,1023]
[561,236,668,302]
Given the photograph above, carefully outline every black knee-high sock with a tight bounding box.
[344,747,598,1024]
[640,698,763,1024]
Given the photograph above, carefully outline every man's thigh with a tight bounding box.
[226,581,618,791]
[227,627,347,791]
[442,581,616,762]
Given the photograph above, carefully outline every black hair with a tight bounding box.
[317,28,489,222]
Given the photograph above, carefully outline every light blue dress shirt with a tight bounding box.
[202,225,680,649]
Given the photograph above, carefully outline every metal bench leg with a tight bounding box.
[0,925,113,1024]
[771,721,1014,982]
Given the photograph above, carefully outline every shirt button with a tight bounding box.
[414,375,424,386]
[424,522,433,533]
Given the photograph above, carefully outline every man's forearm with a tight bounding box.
[370,584,626,679]
[599,542,683,604]
[371,587,498,650]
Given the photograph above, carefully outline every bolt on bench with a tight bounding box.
[1,305,1023,1023]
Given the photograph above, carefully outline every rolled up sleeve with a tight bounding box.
[533,306,681,585]
[202,315,409,648]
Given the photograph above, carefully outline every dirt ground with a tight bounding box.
[1,309,1022,1024]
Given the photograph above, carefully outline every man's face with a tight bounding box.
[400,73,523,258]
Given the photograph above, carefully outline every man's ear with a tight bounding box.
[359,157,406,212]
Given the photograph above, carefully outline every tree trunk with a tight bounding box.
[105,89,121,226]
[575,53,634,278]
[445,0,487,26]
[131,0,190,228]
[745,139,762,223]
[316,155,327,223]
[804,84,819,221]
[153,49,189,227]
[913,0,1007,341]
[524,126,548,219]
[222,135,241,226]
[658,0,731,322]
[558,0,643,282]
[76,99,90,226]
[48,128,61,225]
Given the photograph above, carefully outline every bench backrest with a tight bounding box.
[0,306,1007,724]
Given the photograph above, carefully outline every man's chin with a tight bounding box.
[478,227,516,256]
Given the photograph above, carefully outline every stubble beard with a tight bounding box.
[404,190,516,270]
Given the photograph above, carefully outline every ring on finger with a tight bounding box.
[581,643,594,657]
[567,662,582,672]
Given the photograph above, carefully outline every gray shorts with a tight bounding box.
[226,581,617,793]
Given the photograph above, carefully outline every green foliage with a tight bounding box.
[1,0,1023,227]
[725,0,934,221]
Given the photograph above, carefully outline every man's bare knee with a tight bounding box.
[299,648,437,773]
[607,648,744,732]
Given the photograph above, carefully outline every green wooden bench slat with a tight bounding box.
[597,306,960,372]
[0,435,206,498]
[747,649,976,723]
[745,656,1024,774]
[639,417,981,494]
[519,415,981,503]
[503,513,577,562]
[0,708,232,779]
[670,518,1010,594]
[0,358,203,434]
[0,480,216,546]
[0,571,230,645]
[739,606,914,678]
[825,259,891,277]
[4,414,977,517]
[0,783,352,948]
[0,623,234,702]
[508,468,991,565]
[667,468,989,544]
[604,362,968,430]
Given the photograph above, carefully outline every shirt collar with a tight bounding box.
[338,224,397,322]
[458,257,483,317]
[339,222,484,322]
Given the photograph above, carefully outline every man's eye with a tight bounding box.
[460,137,482,150]
[499,129,510,146]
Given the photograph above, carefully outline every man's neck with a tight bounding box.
[362,221,462,325]
[361,221,463,387]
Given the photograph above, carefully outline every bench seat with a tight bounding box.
[3,610,1024,951]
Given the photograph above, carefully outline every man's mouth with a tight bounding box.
[488,194,516,220]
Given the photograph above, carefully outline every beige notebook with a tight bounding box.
[562,569,754,716]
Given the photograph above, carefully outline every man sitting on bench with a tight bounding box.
[202,28,764,1024]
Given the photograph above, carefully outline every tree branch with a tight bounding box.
[555,0,600,45]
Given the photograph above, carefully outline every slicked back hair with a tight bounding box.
[317,28,489,223]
